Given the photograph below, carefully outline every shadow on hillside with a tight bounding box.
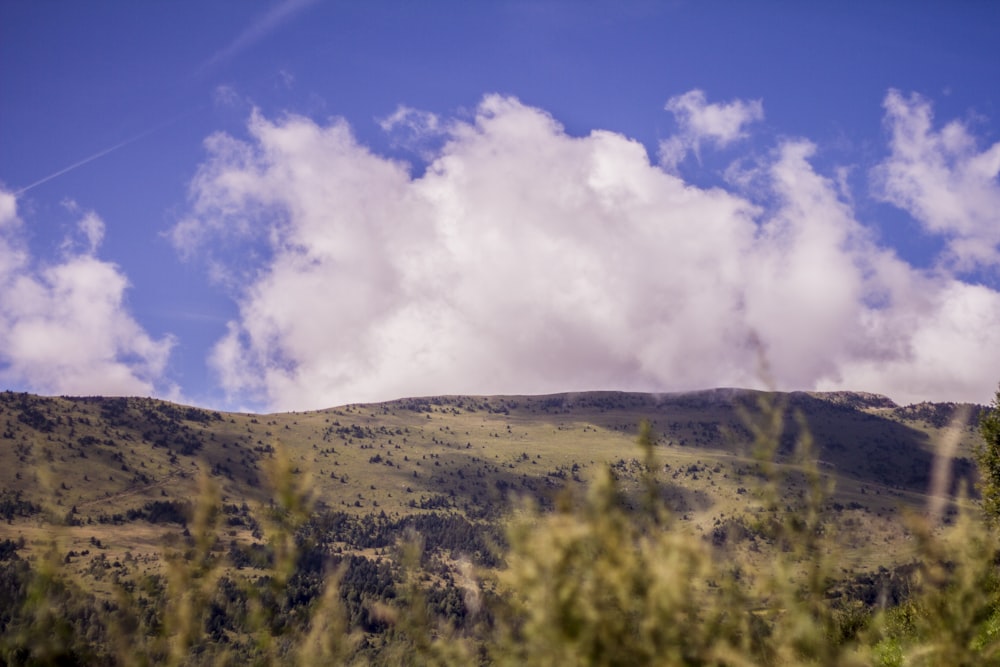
[778,393,977,496]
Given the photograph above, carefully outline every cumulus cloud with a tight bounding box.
[0,190,176,397]
[872,89,1000,270]
[174,92,1000,411]
[659,89,764,169]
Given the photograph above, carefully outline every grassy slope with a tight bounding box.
[0,388,984,581]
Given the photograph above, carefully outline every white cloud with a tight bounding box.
[76,211,105,255]
[378,105,446,159]
[0,190,176,397]
[0,189,17,226]
[817,279,1000,405]
[56,201,104,255]
[872,89,1000,270]
[378,105,442,135]
[0,189,27,278]
[213,84,242,109]
[743,139,1000,405]
[660,89,764,169]
[175,93,1000,411]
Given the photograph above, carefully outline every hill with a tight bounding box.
[0,388,983,564]
[0,387,991,664]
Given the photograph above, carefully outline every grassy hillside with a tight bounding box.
[0,388,982,567]
[0,387,992,665]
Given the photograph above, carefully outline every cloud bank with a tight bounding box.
[0,190,175,397]
[174,90,1000,411]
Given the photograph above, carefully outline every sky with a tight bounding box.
[1,1,1000,412]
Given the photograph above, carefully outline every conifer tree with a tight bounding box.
[975,384,1000,522]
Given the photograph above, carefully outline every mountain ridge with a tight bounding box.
[0,386,924,415]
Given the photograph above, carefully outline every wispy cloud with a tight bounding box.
[659,89,764,169]
[197,0,319,77]
[173,92,1000,411]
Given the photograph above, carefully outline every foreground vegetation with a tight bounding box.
[0,387,997,665]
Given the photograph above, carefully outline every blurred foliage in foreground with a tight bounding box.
[2,392,1000,666]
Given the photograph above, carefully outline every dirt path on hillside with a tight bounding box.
[75,467,192,510]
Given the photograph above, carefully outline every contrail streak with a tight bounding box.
[15,135,143,195]
[195,0,317,78]
[14,110,195,196]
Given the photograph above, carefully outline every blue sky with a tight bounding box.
[2,1,999,411]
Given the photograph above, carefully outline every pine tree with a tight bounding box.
[975,384,1000,522]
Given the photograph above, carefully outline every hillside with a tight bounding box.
[0,387,991,663]
[0,388,983,562]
